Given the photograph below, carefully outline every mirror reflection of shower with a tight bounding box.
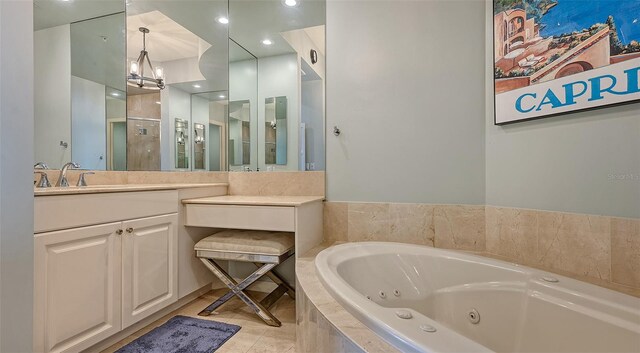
[264,96,287,166]
[125,2,228,171]
[190,90,229,171]
[228,100,251,167]
[175,118,189,169]
[127,117,161,171]
[193,123,205,170]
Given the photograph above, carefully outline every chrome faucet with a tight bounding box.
[34,171,51,188]
[34,162,49,169]
[76,172,95,187]
[55,162,80,187]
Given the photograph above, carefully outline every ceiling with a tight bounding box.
[34,0,325,95]
[169,79,223,95]
[304,25,325,55]
[229,0,325,58]
[192,90,229,102]
[126,0,228,51]
[70,12,126,91]
[230,39,256,62]
[126,1,229,92]
[127,10,207,63]
[34,0,124,31]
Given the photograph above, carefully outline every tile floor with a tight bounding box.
[101,289,296,353]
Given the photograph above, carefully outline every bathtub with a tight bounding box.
[315,242,640,353]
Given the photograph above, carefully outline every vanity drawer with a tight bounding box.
[184,204,295,231]
[35,190,179,233]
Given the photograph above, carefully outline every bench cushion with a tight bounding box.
[195,230,294,256]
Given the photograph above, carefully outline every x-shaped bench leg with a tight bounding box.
[198,258,282,327]
[253,262,296,298]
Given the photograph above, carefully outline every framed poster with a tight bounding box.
[493,0,640,124]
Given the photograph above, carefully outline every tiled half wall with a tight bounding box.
[323,202,640,297]
[33,171,325,197]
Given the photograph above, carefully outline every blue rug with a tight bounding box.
[116,316,241,353]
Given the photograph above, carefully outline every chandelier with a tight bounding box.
[128,27,165,90]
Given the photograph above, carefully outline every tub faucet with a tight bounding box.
[55,162,80,187]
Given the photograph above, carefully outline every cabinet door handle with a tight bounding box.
[116,229,123,235]
[126,227,134,233]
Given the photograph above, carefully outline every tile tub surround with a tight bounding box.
[296,245,400,353]
[324,202,484,251]
[323,201,640,297]
[486,206,640,296]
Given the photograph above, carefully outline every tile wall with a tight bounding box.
[323,202,640,297]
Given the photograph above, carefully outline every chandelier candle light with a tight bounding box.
[128,27,165,90]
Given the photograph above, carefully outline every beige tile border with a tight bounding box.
[297,245,400,353]
[324,202,484,252]
[32,171,325,197]
[323,201,640,297]
[33,170,229,187]
[228,171,325,196]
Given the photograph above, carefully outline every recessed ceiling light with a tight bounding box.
[262,39,273,46]
[193,84,201,88]
[110,92,120,97]
[219,95,226,99]
[284,0,298,6]
[216,17,229,24]
[155,101,161,105]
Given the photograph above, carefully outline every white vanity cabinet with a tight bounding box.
[34,191,180,353]
[34,222,123,353]
[182,196,324,258]
[121,214,178,329]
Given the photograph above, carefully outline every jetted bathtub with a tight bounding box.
[315,242,640,353]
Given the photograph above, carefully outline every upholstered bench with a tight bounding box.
[195,229,295,327]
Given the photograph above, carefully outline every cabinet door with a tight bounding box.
[121,214,178,329]
[34,222,122,353]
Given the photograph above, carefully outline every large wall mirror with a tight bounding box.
[228,39,258,171]
[228,0,326,171]
[191,90,228,171]
[126,0,229,171]
[34,0,126,170]
[33,0,324,172]
[265,96,288,166]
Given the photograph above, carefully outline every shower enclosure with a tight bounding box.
[126,117,160,170]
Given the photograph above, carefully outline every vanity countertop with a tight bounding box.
[181,195,324,206]
[34,183,228,196]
